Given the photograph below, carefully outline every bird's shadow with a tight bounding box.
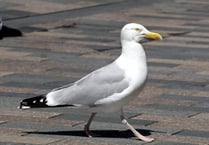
[26,129,152,139]
[0,26,22,39]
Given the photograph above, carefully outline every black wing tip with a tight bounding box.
[19,95,48,109]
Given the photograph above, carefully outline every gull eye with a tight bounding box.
[135,28,141,32]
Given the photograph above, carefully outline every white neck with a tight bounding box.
[120,40,146,60]
[115,40,148,88]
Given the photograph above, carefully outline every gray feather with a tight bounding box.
[46,62,129,106]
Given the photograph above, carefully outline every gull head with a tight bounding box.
[121,23,162,42]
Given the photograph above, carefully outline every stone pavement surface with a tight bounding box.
[0,0,209,144]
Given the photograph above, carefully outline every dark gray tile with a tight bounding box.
[48,66,94,74]
[1,80,76,90]
[60,36,115,43]
[0,10,36,20]
[150,141,197,145]
[53,109,155,127]
[146,45,209,61]
[0,92,34,98]
[84,44,120,51]
[141,104,209,113]
[4,0,168,29]
[0,121,72,132]
[150,79,208,91]
[157,94,209,103]
[177,129,209,138]
[148,62,179,68]
[1,73,69,84]
[20,26,48,33]
[133,14,200,21]
[126,106,197,117]
[0,142,34,145]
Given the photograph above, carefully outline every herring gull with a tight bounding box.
[19,23,162,142]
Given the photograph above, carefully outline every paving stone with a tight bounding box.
[135,106,197,117]
[150,79,208,91]
[146,45,209,61]
[133,14,200,21]
[157,94,209,103]
[50,136,144,145]
[0,10,36,20]
[0,135,60,145]
[0,95,24,109]
[53,109,155,127]
[0,73,78,89]
[0,121,73,132]
[148,62,179,68]
[142,104,209,113]
[0,127,32,136]
[177,129,209,138]
[49,138,119,145]
[191,113,209,120]
[0,109,60,119]
[150,141,197,145]
[138,115,209,132]
[0,142,34,145]
[4,0,165,29]
[0,92,35,98]
[1,73,70,84]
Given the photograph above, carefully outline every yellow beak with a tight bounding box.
[145,32,163,40]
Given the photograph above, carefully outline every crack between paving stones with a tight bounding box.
[3,0,136,22]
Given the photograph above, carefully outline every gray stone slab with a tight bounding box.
[0,116,149,145]
[157,94,209,103]
[85,136,144,145]
[181,34,209,39]
[0,142,34,145]
[75,23,117,32]
[4,0,168,29]
[141,104,209,113]
[0,121,72,132]
[194,102,209,108]
[145,126,181,136]
[0,73,77,89]
[48,66,94,74]
[146,45,209,61]
[84,44,120,51]
[150,141,197,145]
[1,73,70,84]
[0,10,36,20]
[0,1,17,9]
[20,26,48,33]
[51,27,118,39]
[134,107,197,118]
[60,36,116,43]
[0,95,22,108]
[0,92,34,98]
[185,23,209,27]
[146,25,194,32]
[177,129,209,138]
[149,69,209,81]
[1,80,76,90]
[10,47,80,59]
[133,14,200,21]
[148,62,178,68]
[53,109,155,127]
[149,79,208,91]
[166,39,209,45]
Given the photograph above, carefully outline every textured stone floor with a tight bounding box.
[0,0,209,144]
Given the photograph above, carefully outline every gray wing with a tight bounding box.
[46,62,129,106]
